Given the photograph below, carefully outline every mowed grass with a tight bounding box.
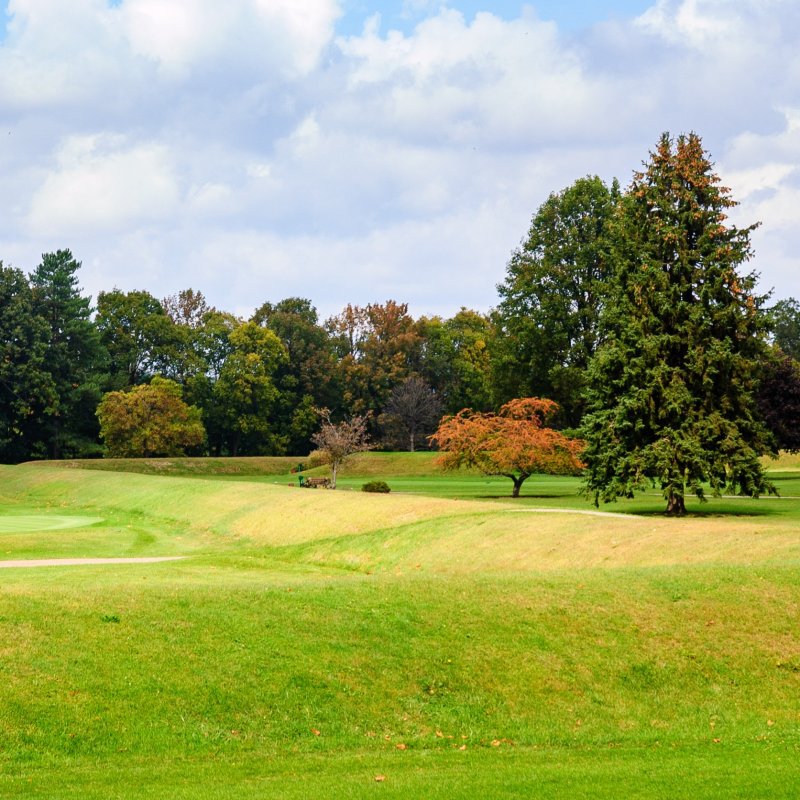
[1,461,799,798]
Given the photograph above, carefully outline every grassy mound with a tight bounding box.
[1,464,799,798]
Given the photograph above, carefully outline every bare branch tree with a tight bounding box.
[310,408,372,489]
[384,376,442,451]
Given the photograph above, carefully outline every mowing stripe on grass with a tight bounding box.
[0,556,187,568]
[0,515,104,533]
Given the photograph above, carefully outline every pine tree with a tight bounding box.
[0,264,55,462]
[30,250,107,458]
[581,133,774,515]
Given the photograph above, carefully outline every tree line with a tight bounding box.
[1,132,799,479]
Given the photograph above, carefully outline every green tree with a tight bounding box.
[581,133,774,515]
[96,289,180,387]
[96,376,205,458]
[29,249,108,458]
[494,176,619,426]
[0,263,55,462]
[757,349,800,453]
[771,298,800,360]
[212,322,287,456]
[418,309,494,414]
[160,288,213,383]
[253,297,341,454]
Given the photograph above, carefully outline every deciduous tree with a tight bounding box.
[382,375,442,451]
[96,376,205,457]
[757,350,800,453]
[430,398,584,497]
[581,133,774,515]
[494,176,619,426]
[771,297,800,360]
[253,297,340,453]
[96,289,180,387]
[310,409,372,489]
[211,322,287,456]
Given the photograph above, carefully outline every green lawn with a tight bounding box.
[1,460,799,797]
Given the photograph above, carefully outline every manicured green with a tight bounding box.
[1,461,799,797]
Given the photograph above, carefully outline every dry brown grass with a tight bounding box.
[3,464,799,573]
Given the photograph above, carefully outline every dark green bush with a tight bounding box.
[362,480,391,494]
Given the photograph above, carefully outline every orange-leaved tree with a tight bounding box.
[429,398,584,497]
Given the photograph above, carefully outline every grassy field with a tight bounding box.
[1,456,799,797]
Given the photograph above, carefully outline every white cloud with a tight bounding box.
[25,135,180,236]
[1,0,799,317]
[120,0,340,79]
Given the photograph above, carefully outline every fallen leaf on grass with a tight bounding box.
[395,743,407,751]
[311,729,321,736]
[374,775,386,783]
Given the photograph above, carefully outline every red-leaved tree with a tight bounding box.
[429,398,584,497]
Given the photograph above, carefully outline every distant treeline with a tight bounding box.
[2,143,799,463]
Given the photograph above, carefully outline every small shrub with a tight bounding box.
[362,480,390,494]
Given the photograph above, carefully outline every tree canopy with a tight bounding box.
[494,176,619,426]
[96,377,205,458]
[430,398,584,497]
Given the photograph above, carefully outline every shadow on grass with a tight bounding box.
[476,494,563,500]
[623,507,772,518]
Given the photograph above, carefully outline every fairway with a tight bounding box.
[0,514,104,534]
[1,460,799,798]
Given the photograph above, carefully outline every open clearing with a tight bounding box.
[1,458,799,798]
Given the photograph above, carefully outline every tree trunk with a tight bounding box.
[666,490,686,516]
[511,475,526,498]
[409,431,415,452]
[51,416,62,460]
[331,460,338,489]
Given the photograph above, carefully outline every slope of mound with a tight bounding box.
[2,465,799,573]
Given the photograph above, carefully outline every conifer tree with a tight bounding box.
[581,133,774,515]
[30,250,107,458]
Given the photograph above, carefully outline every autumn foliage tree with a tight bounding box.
[96,377,205,457]
[430,398,584,497]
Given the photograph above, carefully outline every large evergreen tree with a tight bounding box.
[0,264,55,462]
[581,133,774,515]
[30,250,107,458]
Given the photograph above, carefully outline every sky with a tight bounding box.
[0,0,798,322]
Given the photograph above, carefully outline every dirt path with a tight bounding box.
[0,556,187,569]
